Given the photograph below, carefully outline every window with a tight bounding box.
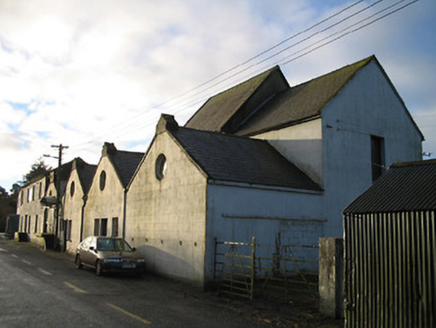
[27,188,32,203]
[34,215,38,234]
[20,190,23,205]
[155,154,167,180]
[28,216,31,233]
[112,217,119,237]
[70,181,75,197]
[371,135,385,181]
[32,185,35,201]
[39,183,42,199]
[94,219,100,236]
[66,220,72,241]
[99,171,106,191]
[100,219,108,237]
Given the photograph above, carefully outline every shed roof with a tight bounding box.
[169,124,322,191]
[344,160,436,214]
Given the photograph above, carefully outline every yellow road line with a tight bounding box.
[107,303,152,325]
[38,268,52,276]
[64,281,88,294]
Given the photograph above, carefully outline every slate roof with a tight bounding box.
[236,56,374,136]
[185,56,376,136]
[344,160,436,214]
[170,126,322,191]
[74,158,97,194]
[185,66,288,133]
[108,149,144,188]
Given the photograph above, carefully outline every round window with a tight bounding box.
[155,154,167,180]
[99,171,106,191]
[70,181,75,197]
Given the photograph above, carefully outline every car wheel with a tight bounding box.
[95,260,103,276]
[75,255,83,269]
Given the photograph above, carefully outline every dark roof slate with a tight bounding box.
[109,150,144,188]
[344,160,436,214]
[185,66,287,133]
[170,126,322,191]
[236,56,374,136]
[75,159,97,194]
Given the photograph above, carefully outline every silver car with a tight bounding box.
[75,236,146,276]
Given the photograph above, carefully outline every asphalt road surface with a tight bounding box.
[0,237,272,328]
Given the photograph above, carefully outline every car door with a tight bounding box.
[80,236,95,265]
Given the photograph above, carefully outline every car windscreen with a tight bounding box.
[97,238,133,252]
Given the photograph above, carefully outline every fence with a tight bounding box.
[344,211,435,328]
[214,237,319,301]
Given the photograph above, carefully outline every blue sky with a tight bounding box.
[0,0,435,191]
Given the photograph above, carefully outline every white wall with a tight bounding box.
[320,60,423,237]
[63,168,86,254]
[204,182,324,283]
[255,119,323,185]
[84,157,125,239]
[126,131,208,286]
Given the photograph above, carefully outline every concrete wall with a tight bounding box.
[320,60,423,237]
[63,168,86,254]
[83,156,125,239]
[204,182,325,284]
[126,131,208,286]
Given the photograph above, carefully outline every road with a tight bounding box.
[0,237,271,328]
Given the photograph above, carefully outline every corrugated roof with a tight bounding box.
[344,160,436,214]
[185,66,286,132]
[170,126,322,191]
[236,56,374,136]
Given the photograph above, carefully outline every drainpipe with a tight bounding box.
[122,189,127,240]
[80,195,87,242]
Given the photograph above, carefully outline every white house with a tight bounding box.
[126,55,423,287]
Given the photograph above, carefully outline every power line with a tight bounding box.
[68,0,419,157]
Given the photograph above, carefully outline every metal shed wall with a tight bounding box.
[344,211,435,328]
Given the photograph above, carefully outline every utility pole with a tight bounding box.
[45,144,68,248]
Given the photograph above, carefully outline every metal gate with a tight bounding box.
[214,237,319,301]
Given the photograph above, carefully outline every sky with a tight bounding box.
[0,0,435,191]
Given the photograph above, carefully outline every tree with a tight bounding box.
[0,186,16,232]
[23,158,52,183]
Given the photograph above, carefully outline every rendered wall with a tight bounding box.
[126,131,207,286]
[204,182,324,284]
[63,168,86,254]
[320,60,423,237]
[17,176,51,235]
[83,157,125,239]
[255,119,323,185]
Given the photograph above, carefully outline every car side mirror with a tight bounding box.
[132,247,136,252]
[90,246,95,251]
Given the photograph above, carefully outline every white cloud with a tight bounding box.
[0,0,435,190]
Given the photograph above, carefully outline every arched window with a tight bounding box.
[100,171,106,191]
[70,181,75,197]
[155,154,167,181]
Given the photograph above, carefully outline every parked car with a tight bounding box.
[75,236,146,276]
